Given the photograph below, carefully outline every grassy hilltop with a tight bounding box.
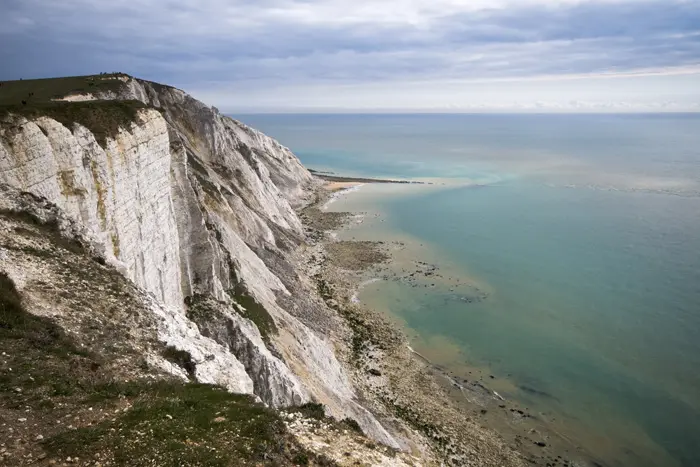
[0,74,146,148]
[0,73,130,107]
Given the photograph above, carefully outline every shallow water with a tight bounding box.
[239,113,700,467]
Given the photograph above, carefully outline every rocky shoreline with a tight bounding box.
[300,178,605,467]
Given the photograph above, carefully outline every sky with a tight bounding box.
[1,0,699,112]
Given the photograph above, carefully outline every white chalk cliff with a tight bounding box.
[0,77,399,448]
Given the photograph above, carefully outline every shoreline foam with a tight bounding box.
[350,277,382,303]
[322,183,365,210]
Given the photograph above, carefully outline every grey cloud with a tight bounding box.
[0,0,698,94]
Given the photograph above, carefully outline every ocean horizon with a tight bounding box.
[236,113,700,467]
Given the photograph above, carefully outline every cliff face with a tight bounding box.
[0,76,399,448]
[0,108,183,308]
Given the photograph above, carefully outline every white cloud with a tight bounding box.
[189,71,700,112]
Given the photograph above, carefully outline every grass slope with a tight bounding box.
[0,73,129,107]
[0,100,147,148]
[0,73,148,148]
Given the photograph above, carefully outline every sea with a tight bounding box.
[237,113,700,467]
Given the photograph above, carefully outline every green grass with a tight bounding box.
[0,73,130,107]
[0,73,148,148]
[288,404,365,438]
[229,285,278,344]
[1,99,147,148]
[186,289,277,350]
[316,277,376,359]
[294,402,326,420]
[44,381,333,466]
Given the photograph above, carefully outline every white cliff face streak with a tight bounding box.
[0,110,183,309]
[0,77,401,449]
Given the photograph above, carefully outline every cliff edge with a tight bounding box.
[0,73,408,461]
[0,74,524,466]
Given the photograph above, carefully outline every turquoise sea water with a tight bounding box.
[239,114,700,467]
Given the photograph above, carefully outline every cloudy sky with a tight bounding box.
[1,0,699,112]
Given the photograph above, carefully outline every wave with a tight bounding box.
[350,277,382,304]
[322,184,365,210]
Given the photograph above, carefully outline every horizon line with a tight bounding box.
[226,110,700,115]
